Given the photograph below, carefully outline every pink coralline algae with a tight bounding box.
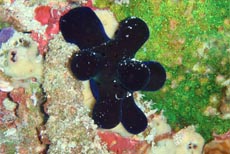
[0,91,17,128]
[213,131,230,140]
[0,88,25,127]
[34,6,51,26]
[32,5,70,55]
[0,87,47,153]
[0,91,7,103]
[9,87,27,104]
[97,131,150,154]
[30,31,49,55]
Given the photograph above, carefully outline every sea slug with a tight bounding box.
[59,7,166,134]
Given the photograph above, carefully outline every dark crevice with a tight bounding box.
[7,92,19,117]
[39,86,49,124]
[38,85,50,153]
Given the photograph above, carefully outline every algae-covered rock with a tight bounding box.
[43,33,109,154]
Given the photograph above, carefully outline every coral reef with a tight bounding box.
[0,0,229,153]
[94,0,230,141]
[95,109,205,154]
[0,20,45,154]
[0,86,46,153]
[0,23,45,153]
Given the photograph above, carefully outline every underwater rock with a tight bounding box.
[43,33,109,153]
[204,139,230,154]
[60,7,166,134]
[0,86,47,153]
[2,1,41,32]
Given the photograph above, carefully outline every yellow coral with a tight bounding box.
[1,32,43,81]
[4,45,43,80]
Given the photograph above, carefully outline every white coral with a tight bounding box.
[173,126,204,154]
[0,79,13,92]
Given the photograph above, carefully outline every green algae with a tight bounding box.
[95,0,230,141]
[0,4,9,29]
[4,142,16,154]
[0,22,9,29]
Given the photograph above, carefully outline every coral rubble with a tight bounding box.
[43,33,109,153]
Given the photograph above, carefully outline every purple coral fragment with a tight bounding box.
[0,27,15,47]
[59,7,166,134]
